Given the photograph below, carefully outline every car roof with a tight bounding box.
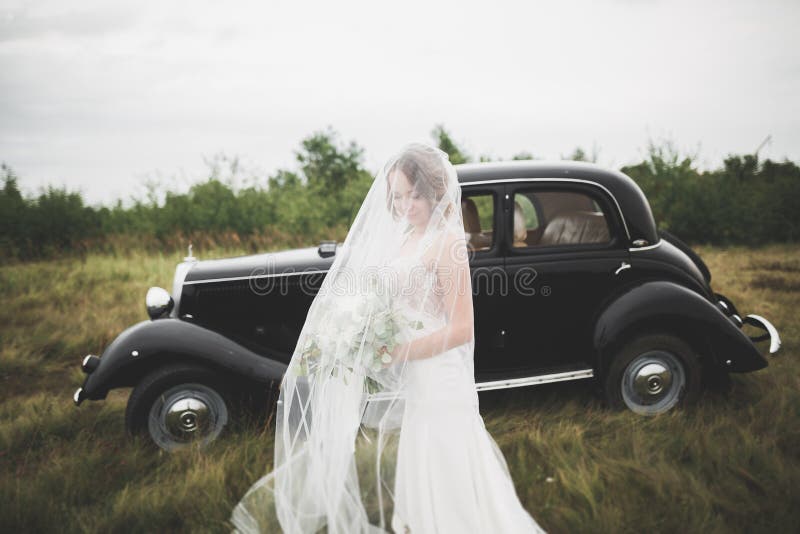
[454,160,659,247]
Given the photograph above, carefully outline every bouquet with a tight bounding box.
[289,276,424,393]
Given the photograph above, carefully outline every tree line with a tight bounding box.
[1,126,798,263]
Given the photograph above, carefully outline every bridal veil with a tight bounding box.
[230,143,479,533]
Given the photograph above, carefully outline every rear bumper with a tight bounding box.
[715,292,781,356]
[742,314,781,354]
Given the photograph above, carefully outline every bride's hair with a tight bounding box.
[385,143,456,222]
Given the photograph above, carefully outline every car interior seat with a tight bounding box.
[539,210,610,246]
[461,198,493,251]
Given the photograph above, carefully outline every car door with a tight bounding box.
[501,181,631,374]
[459,184,509,380]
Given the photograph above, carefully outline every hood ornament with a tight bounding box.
[184,243,197,262]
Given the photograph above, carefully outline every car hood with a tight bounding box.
[184,244,339,283]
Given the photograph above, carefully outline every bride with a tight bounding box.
[230,143,545,533]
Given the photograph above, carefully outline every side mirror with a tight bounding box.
[318,240,337,258]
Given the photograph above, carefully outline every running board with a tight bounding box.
[475,368,594,392]
[365,368,594,402]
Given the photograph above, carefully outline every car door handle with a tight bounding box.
[614,261,631,275]
[494,329,506,348]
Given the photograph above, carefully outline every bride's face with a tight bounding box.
[388,169,431,228]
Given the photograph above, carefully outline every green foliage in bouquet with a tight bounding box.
[288,276,424,394]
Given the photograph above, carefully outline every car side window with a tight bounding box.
[512,189,612,248]
[461,192,495,252]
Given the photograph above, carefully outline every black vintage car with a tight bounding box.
[73,160,781,451]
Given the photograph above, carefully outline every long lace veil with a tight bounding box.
[230,143,474,533]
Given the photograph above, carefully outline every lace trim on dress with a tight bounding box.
[390,231,444,329]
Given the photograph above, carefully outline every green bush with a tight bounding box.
[621,142,800,246]
[2,130,798,264]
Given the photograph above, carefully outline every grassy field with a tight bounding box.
[0,243,798,533]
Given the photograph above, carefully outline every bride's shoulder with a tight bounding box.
[429,231,468,269]
[447,230,468,245]
[445,230,468,252]
[434,229,466,248]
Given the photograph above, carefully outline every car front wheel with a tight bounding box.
[604,333,702,415]
[125,363,234,452]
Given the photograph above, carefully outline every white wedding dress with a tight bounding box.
[230,143,545,534]
[385,247,545,534]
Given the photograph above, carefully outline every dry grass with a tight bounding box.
[1,243,798,533]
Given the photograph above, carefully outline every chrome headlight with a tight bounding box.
[146,286,174,319]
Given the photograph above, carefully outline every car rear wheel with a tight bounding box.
[125,363,235,452]
[604,333,702,415]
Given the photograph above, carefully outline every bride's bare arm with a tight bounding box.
[398,232,474,361]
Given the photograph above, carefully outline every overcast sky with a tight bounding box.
[1,0,798,207]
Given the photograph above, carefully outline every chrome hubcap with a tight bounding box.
[633,362,672,397]
[165,397,210,435]
[148,383,228,451]
[621,350,686,415]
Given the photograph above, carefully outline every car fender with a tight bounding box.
[593,280,768,377]
[78,318,288,402]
